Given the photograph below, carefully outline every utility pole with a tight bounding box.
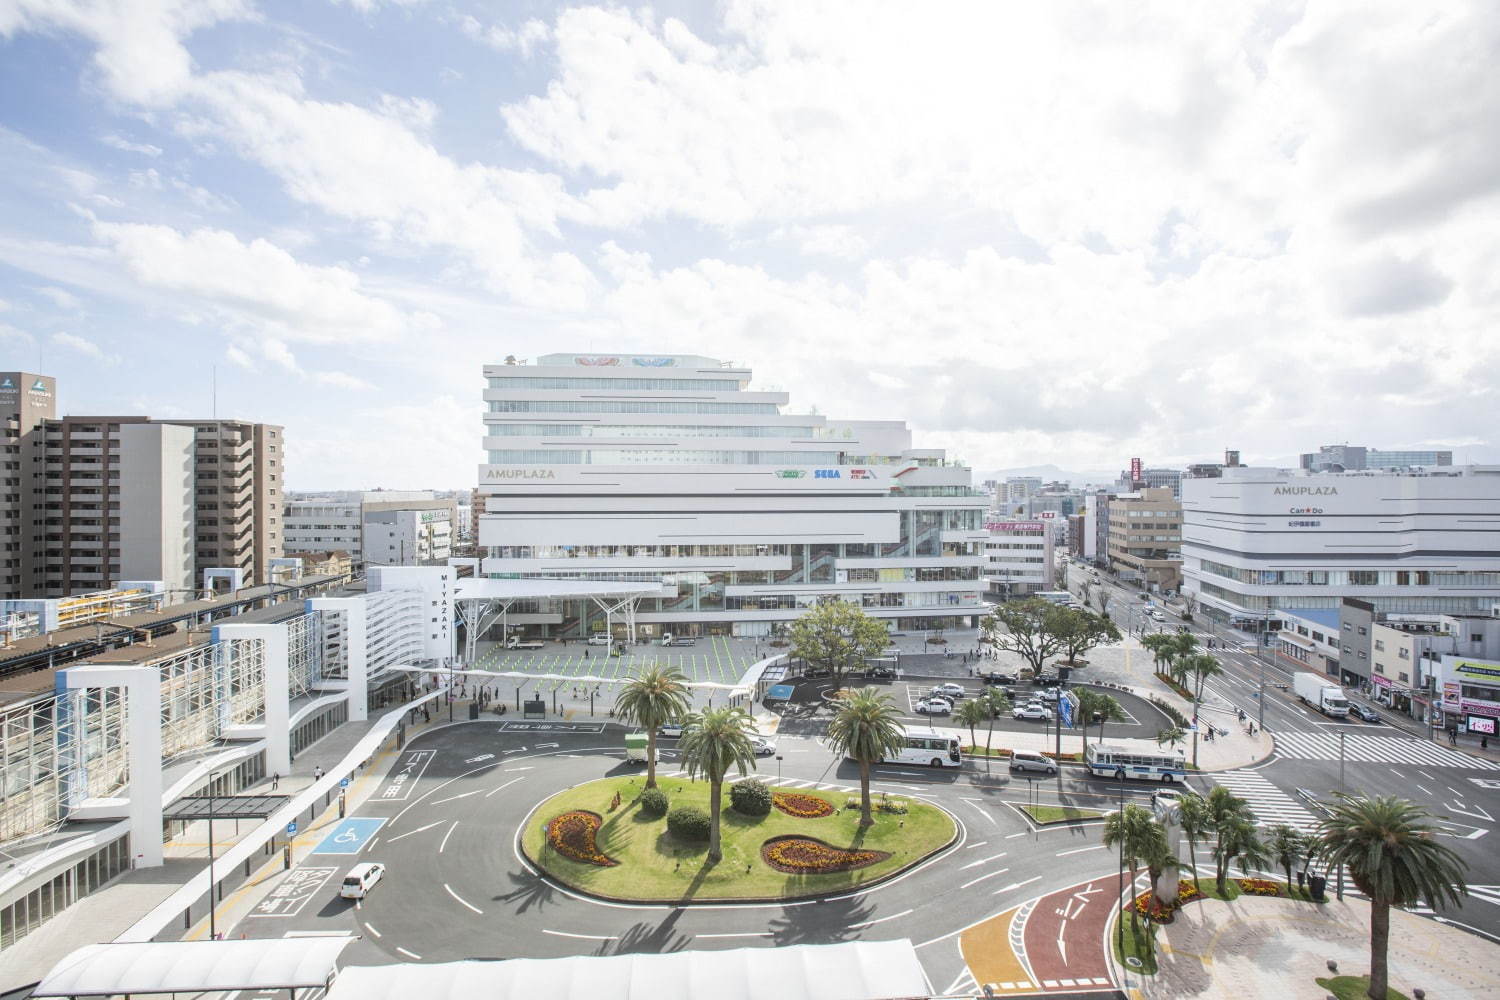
[1336,731,1346,901]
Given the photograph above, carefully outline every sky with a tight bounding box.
[0,0,1497,490]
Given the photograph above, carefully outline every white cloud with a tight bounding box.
[92,221,424,342]
[224,339,372,391]
[51,330,117,364]
[461,15,549,58]
[101,133,163,156]
[312,370,373,390]
[36,286,81,309]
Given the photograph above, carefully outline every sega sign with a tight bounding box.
[814,469,841,479]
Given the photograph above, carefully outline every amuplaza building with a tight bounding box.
[475,353,989,638]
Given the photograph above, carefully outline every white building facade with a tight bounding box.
[476,353,988,638]
[1182,466,1500,628]
[283,499,363,563]
[982,519,1054,599]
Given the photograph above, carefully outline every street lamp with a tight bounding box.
[776,755,783,790]
[205,765,232,941]
[1336,731,1346,901]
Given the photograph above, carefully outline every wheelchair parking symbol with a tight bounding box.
[312,817,385,855]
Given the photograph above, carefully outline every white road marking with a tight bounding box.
[485,776,525,799]
[1057,845,1105,857]
[396,947,422,959]
[542,929,618,941]
[960,798,999,827]
[964,840,989,849]
[960,852,1008,871]
[430,789,483,806]
[439,821,459,854]
[444,883,484,915]
[364,923,381,938]
[1005,831,1027,839]
[387,821,443,842]
[959,867,1011,890]
[993,875,1043,895]
[847,908,913,929]
[695,931,771,939]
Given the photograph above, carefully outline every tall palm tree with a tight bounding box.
[953,698,987,753]
[1140,633,1175,674]
[1313,795,1469,1000]
[1265,824,1309,894]
[1206,785,1263,895]
[1156,726,1187,753]
[981,687,1011,762]
[679,704,757,862]
[1072,688,1105,755]
[825,689,908,827]
[1180,653,1223,767]
[1103,804,1165,939]
[614,664,691,789]
[1175,791,1211,891]
[1092,692,1126,744]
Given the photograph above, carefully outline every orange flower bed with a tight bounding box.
[773,792,834,818]
[545,810,618,867]
[1125,880,1205,924]
[1237,877,1282,897]
[760,835,890,874]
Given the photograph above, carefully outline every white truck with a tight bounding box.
[505,636,545,650]
[1293,672,1350,718]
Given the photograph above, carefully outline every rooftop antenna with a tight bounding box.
[212,365,217,419]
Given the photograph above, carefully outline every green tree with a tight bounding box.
[1156,726,1186,753]
[1312,795,1469,1000]
[1072,688,1108,755]
[1169,632,1201,687]
[679,705,757,862]
[613,664,691,790]
[1265,823,1308,894]
[1103,804,1167,940]
[1176,791,1212,891]
[825,688,909,826]
[1140,633,1176,674]
[980,687,1012,763]
[1055,608,1122,666]
[788,600,891,690]
[953,698,987,752]
[1206,785,1263,895]
[1180,653,1224,767]
[982,598,1070,678]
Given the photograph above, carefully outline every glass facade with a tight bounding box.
[489,400,779,414]
[484,423,816,437]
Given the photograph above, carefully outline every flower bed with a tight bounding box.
[1125,879,1204,924]
[1154,672,1194,700]
[546,810,618,867]
[760,835,890,874]
[1237,877,1282,897]
[773,792,834,818]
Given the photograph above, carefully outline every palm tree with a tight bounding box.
[614,664,691,789]
[825,689,908,827]
[1313,795,1469,1000]
[1092,692,1126,744]
[1206,785,1264,895]
[1180,653,1223,767]
[1156,726,1186,753]
[1265,823,1308,894]
[1176,791,1211,891]
[679,704,757,862]
[1072,688,1106,755]
[1140,633,1175,674]
[953,698,987,753]
[1103,804,1165,939]
[1169,632,1200,686]
[981,687,1011,762]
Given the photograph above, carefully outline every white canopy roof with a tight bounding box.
[33,938,353,997]
[454,578,664,601]
[326,940,929,1000]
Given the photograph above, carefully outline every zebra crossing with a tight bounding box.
[1208,769,1321,832]
[659,770,856,794]
[1271,732,1500,770]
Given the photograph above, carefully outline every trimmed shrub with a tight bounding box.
[730,778,772,817]
[638,786,669,818]
[1151,696,1189,727]
[666,805,710,841]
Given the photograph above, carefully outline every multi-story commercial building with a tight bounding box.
[476,353,988,638]
[1301,443,1454,473]
[1138,468,1183,498]
[284,497,362,562]
[1004,477,1042,507]
[25,415,283,595]
[364,504,454,566]
[285,492,456,570]
[982,519,1054,599]
[1,373,58,600]
[1106,487,1182,591]
[1182,466,1500,631]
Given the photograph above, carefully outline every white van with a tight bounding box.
[1009,750,1058,776]
[340,862,385,900]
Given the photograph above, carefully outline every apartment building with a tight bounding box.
[0,372,56,600]
[1301,443,1454,473]
[476,352,988,638]
[1105,487,1182,591]
[982,519,1054,599]
[285,492,456,569]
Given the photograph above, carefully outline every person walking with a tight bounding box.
[313,765,324,781]
[271,772,280,791]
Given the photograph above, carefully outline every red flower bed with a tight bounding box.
[1125,880,1205,924]
[1237,877,1282,897]
[773,792,834,818]
[761,835,890,874]
[545,810,618,867]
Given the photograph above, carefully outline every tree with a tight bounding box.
[980,687,1011,765]
[825,689,908,826]
[983,599,1070,678]
[1176,791,1212,891]
[1074,688,1126,752]
[1206,785,1262,895]
[1054,608,1122,666]
[954,697,987,751]
[614,664,692,790]
[1103,804,1167,940]
[1265,823,1308,894]
[1169,633,1201,687]
[679,705,757,862]
[1181,653,1224,768]
[1312,795,1469,1000]
[1096,588,1112,619]
[1091,692,1127,744]
[788,600,891,691]
[1182,591,1199,621]
[1156,726,1186,753]
[1140,633,1176,674]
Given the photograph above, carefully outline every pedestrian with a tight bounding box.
[313,765,324,781]
[1450,728,1459,746]
[585,648,590,659]
[1482,736,1489,750]
[271,772,280,791]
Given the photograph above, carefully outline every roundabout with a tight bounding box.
[520,775,957,902]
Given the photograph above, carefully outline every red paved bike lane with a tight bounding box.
[1020,875,1117,992]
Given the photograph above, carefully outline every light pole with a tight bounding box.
[1336,731,1346,901]
[775,754,783,790]
[1116,781,1126,961]
[448,657,455,723]
[205,766,230,941]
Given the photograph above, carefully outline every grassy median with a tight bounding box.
[521,775,956,902]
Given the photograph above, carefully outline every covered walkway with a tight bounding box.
[452,578,666,664]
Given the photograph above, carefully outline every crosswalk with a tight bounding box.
[659,770,857,794]
[1271,732,1500,770]
[1208,769,1321,832]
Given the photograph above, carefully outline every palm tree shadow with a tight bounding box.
[596,909,691,955]
[766,893,876,945]
[493,867,558,914]
[676,855,719,903]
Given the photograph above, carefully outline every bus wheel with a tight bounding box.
[930,758,942,768]
[1115,769,1126,781]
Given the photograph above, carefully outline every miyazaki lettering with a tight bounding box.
[485,469,557,480]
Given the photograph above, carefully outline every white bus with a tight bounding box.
[880,731,963,768]
[1085,743,1186,783]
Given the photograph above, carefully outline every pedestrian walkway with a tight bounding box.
[1206,769,1320,832]
[1272,731,1500,770]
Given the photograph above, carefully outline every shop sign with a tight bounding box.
[774,469,805,479]
[1450,658,1500,682]
[575,356,620,366]
[849,468,873,479]
[814,469,840,479]
[1460,699,1500,718]
[1274,486,1339,496]
[1443,681,1462,709]
[485,468,556,480]
[984,521,1044,532]
[1372,674,1392,688]
[631,357,675,367]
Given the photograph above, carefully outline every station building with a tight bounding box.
[475,353,989,639]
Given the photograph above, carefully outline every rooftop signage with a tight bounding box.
[985,521,1044,531]
[485,469,556,480]
[1274,486,1339,496]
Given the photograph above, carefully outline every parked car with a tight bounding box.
[668,637,696,646]
[864,665,897,680]
[658,722,686,738]
[981,672,1016,686]
[1036,687,1062,703]
[915,697,953,715]
[1009,750,1057,776]
[340,862,385,900]
[1012,703,1053,721]
[1352,704,1381,723]
[1034,672,1059,687]
[587,634,612,646]
[930,682,967,700]
[750,736,777,757]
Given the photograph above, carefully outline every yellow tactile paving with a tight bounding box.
[959,905,1034,992]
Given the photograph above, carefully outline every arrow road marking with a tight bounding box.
[387,821,443,842]
[536,742,560,749]
[960,852,1008,871]
[464,754,495,764]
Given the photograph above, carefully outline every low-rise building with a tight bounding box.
[982,519,1053,599]
[1106,487,1182,591]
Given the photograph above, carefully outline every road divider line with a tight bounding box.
[486,776,526,799]
[1057,845,1105,857]
[964,841,989,850]
[439,821,459,854]
[387,820,443,843]
[542,929,618,941]
[695,931,771,939]
[848,908,913,930]
[396,947,422,960]
[444,883,484,915]
[993,875,1042,896]
[960,852,1008,870]
[960,798,999,827]
[364,923,381,938]
[430,789,483,806]
[959,867,1010,890]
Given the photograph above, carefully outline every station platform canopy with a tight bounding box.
[453,578,665,600]
[325,940,929,1000]
[33,937,353,997]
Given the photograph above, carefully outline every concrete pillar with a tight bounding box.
[213,623,292,778]
[306,597,369,723]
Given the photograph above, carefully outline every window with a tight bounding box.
[1357,626,1367,635]
[1357,651,1366,659]
[1374,639,1384,651]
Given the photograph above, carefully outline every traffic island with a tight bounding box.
[1016,803,1107,825]
[520,776,956,902]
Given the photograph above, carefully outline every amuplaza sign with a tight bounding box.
[485,469,557,480]
[1273,486,1339,496]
